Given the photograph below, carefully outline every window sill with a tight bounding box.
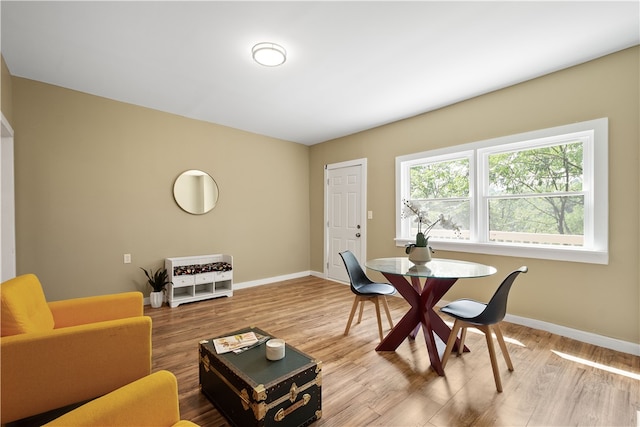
[395,238,608,265]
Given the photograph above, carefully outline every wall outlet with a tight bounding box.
[123,253,132,264]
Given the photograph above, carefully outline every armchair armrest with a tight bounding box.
[1,316,152,424]
[44,370,199,427]
[48,291,144,328]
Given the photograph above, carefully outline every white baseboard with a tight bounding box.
[503,313,640,356]
[233,271,313,290]
[435,298,640,356]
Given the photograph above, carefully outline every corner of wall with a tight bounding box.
[1,54,14,124]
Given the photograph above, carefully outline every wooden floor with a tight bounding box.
[147,276,640,427]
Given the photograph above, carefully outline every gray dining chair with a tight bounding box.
[440,266,528,392]
[339,251,395,342]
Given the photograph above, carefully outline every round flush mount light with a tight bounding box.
[252,42,287,67]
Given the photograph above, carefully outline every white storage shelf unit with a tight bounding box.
[165,254,233,308]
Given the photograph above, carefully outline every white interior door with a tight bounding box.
[1,113,16,281]
[325,159,367,282]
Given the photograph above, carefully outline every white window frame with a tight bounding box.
[396,118,608,265]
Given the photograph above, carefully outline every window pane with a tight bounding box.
[405,199,470,240]
[489,196,584,246]
[409,159,469,199]
[488,142,583,196]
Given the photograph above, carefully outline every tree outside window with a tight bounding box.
[487,141,584,246]
[405,158,470,240]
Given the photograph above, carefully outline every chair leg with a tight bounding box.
[357,298,365,324]
[372,297,384,342]
[442,319,463,369]
[442,322,511,392]
[493,323,514,371]
[457,327,468,356]
[381,296,394,329]
[344,296,360,336]
[480,325,503,392]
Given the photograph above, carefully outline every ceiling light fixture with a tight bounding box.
[252,42,287,67]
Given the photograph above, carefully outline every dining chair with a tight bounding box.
[440,266,528,392]
[339,251,396,342]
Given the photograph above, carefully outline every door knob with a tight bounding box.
[355,233,361,238]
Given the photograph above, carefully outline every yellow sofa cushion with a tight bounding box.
[1,274,54,336]
[44,370,199,426]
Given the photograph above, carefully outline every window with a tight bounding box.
[396,118,608,264]
[401,153,472,240]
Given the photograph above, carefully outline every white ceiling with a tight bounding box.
[1,1,639,145]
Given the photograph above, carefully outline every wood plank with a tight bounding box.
[142,276,638,426]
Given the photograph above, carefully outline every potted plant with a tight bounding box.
[141,267,172,308]
[402,199,460,265]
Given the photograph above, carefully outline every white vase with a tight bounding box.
[407,246,432,265]
[150,291,163,308]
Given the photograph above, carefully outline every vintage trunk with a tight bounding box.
[199,327,322,427]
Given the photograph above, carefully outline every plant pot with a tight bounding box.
[149,291,163,308]
[407,246,432,265]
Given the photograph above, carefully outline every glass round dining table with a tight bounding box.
[365,257,497,376]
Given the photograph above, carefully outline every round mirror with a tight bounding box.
[173,170,219,214]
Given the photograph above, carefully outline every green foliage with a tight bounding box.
[488,142,583,195]
[407,141,584,240]
[489,196,584,235]
[407,158,469,238]
[415,232,428,247]
[140,267,172,292]
[409,158,469,199]
[488,142,584,235]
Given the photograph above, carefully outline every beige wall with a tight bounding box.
[12,78,310,300]
[310,47,640,344]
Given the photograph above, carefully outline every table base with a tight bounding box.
[375,274,468,376]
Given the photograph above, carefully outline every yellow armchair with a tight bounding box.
[44,370,198,427]
[1,274,152,424]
